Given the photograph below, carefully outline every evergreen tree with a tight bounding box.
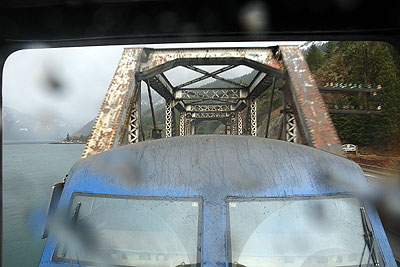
[306,44,325,72]
[325,41,338,60]
[309,41,400,149]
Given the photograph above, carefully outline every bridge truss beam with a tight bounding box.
[280,46,342,155]
[83,46,343,158]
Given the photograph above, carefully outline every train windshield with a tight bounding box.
[228,196,382,267]
[53,193,201,266]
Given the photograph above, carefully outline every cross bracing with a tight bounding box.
[83,46,344,158]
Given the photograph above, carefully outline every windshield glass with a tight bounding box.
[54,193,201,266]
[228,196,378,267]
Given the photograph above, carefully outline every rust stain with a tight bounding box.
[83,46,341,158]
[280,46,342,155]
[138,48,281,72]
[82,48,143,158]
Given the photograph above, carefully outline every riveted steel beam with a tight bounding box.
[248,73,275,98]
[191,112,234,119]
[179,112,186,136]
[186,104,233,113]
[174,89,244,101]
[280,46,342,155]
[249,96,257,136]
[82,48,143,158]
[231,114,238,135]
[237,111,244,135]
[151,73,174,98]
[137,57,284,81]
[128,84,141,144]
[234,100,247,112]
[286,111,298,143]
[182,99,237,106]
[185,100,248,113]
[165,99,173,138]
[136,47,284,81]
[190,120,196,135]
[139,48,283,71]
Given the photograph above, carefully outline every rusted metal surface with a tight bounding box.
[139,48,283,73]
[280,46,343,155]
[83,45,344,156]
[82,48,143,158]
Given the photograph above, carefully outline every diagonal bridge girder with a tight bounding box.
[182,65,245,88]
[175,65,238,89]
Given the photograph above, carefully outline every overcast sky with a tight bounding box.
[3,41,304,124]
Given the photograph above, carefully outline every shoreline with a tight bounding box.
[2,140,86,145]
[49,142,86,144]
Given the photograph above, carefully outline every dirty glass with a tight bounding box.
[228,196,380,267]
[54,194,201,266]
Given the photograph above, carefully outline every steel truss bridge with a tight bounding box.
[82,46,373,158]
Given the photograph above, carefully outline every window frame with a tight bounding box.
[225,194,384,266]
[52,192,203,266]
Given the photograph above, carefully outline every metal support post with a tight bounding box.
[191,120,196,135]
[226,119,232,135]
[171,108,176,137]
[286,112,298,143]
[265,77,276,138]
[128,83,141,143]
[250,96,257,136]
[231,114,238,135]
[165,99,172,138]
[280,89,287,141]
[179,112,186,136]
[238,111,243,135]
[244,106,251,135]
[185,117,191,136]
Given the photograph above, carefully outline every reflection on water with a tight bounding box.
[2,143,84,267]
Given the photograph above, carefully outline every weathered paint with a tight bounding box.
[83,45,344,158]
[83,47,284,158]
[138,48,283,73]
[280,46,343,155]
[82,48,143,158]
[39,136,396,267]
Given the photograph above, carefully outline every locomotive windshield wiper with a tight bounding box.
[228,262,247,267]
[359,207,379,266]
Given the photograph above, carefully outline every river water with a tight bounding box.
[2,143,85,267]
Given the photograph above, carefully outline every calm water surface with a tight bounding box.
[3,143,84,267]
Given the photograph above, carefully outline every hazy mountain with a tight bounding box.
[193,69,258,88]
[72,89,165,138]
[67,69,264,138]
[2,107,82,141]
[72,118,96,136]
[141,89,165,113]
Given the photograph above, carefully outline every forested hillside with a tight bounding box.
[306,41,400,155]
